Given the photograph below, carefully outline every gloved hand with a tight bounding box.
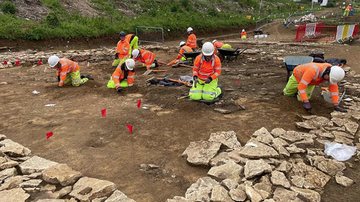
[303,102,312,111]
[205,77,212,84]
[334,105,347,112]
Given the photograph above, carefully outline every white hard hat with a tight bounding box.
[212,39,217,44]
[48,55,60,68]
[125,59,135,70]
[242,29,245,32]
[202,42,215,56]
[330,66,345,84]
[187,27,193,33]
[179,41,186,47]
[132,49,140,58]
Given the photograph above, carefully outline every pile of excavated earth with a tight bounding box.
[168,83,360,201]
[0,134,135,202]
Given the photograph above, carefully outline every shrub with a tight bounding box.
[46,13,60,27]
[1,1,16,14]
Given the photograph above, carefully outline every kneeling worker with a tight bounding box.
[283,62,346,112]
[107,59,136,93]
[132,49,158,70]
[48,55,89,87]
[167,41,193,66]
[189,42,222,101]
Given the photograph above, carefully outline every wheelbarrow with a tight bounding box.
[183,52,201,65]
[284,56,313,81]
[217,48,247,62]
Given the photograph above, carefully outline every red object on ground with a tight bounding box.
[46,132,54,140]
[3,60,7,65]
[15,60,21,66]
[126,124,133,134]
[101,108,107,118]
[37,59,43,65]
[137,99,142,109]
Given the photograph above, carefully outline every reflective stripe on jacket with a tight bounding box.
[193,54,221,81]
[177,45,193,59]
[293,62,339,104]
[135,49,156,68]
[116,40,130,59]
[186,33,197,49]
[112,64,135,86]
[57,58,80,85]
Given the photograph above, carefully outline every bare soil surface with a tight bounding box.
[1,22,360,201]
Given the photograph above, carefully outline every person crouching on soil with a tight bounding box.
[189,42,222,102]
[132,49,159,70]
[107,59,136,93]
[48,55,90,87]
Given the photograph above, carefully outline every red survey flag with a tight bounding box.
[101,108,107,118]
[46,132,54,140]
[137,99,142,109]
[126,124,133,134]
[15,60,21,66]
[37,59,43,65]
[3,60,7,65]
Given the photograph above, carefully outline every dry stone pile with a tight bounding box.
[0,45,171,69]
[0,135,135,202]
[172,93,360,202]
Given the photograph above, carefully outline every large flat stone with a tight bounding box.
[273,187,300,202]
[0,167,17,181]
[290,187,321,202]
[229,186,247,201]
[208,131,241,149]
[238,141,279,159]
[289,162,331,189]
[335,175,354,187]
[42,164,82,186]
[0,139,31,157]
[185,177,219,201]
[69,177,116,201]
[245,185,263,202]
[210,185,233,202]
[208,161,243,181]
[182,141,222,166]
[244,159,272,179]
[0,188,30,202]
[104,190,136,202]
[309,156,346,176]
[19,156,58,175]
[271,171,290,188]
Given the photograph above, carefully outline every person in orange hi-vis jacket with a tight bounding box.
[48,55,90,87]
[124,33,139,56]
[241,29,247,40]
[186,27,197,50]
[167,41,193,66]
[112,31,130,68]
[283,62,346,112]
[131,49,159,70]
[189,42,222,101]
[107,59,136,93]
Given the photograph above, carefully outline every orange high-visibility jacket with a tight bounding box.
[293,62,339,104]
[176,45,193,59]
[193,54,221,81]
[56,58,80,86]
[186,33,197,49]
[125,34,134,44]
[213,41,224,55]
[241,31,247,37]
[135,49,156,68]
[112,64,135,86]
[116,40,130,59]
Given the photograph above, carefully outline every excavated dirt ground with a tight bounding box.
[1,23,360,201]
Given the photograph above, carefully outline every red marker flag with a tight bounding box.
[126,124,133,134]
[37,59,43,65]
[46,132,54,140]
[15,60,21,66]
[137,99,142,109]
[3,60,7,65]
[101,108,107,118]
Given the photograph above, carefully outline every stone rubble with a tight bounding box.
[0,134,135,202]
[171,93,360,201]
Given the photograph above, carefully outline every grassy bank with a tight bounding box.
[0,0,304,40]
